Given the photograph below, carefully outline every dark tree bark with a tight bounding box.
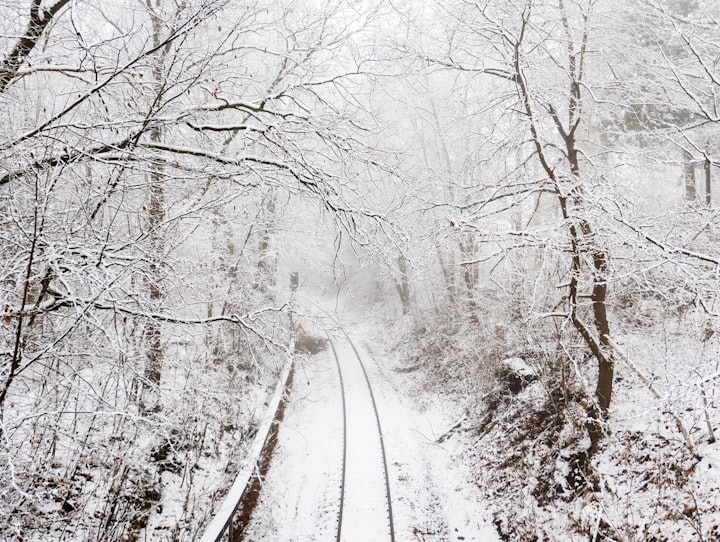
[141,1,171,409]
[0,0,71,93]
[512,4,615,449]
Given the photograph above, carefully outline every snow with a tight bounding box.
[240,335,343,541]
[501,357,534,378]
[357,335,501,542]
[239,302,501,541]
[330,335,393,542]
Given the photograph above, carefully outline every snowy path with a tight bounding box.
[239,337,343,541]
[329,334,394,542]
[240,306,500,542]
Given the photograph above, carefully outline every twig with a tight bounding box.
[436,415,466,443]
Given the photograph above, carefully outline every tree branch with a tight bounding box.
[0,0,72,93]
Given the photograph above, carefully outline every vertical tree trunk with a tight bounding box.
[513,8,615,450]
[395,254,411,315]
[684,150,697,202]
[142,125,165,406]
[435,244,457,307]
[141,0,169,410]
[254,191,277,303]
[459,233,478,313]
[705,158,711,206]
[589,243,613,413]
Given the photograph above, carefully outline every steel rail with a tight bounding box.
[201,296,395,542]
[306,297,395,542]
[334,329,396,542]
[327,336,348,542]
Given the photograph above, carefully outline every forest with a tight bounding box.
[1,0,719,540]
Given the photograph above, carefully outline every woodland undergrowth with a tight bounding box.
[395,285,720,542]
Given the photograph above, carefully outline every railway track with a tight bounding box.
[327,322,396,542]
[201,300,395,542]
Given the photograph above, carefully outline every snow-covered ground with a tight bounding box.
[241,333,344,541]
[353,331,501,542]
[379,303,720,542]
[240,305,500,541]
[199,286,720,542]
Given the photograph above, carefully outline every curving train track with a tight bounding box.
[327,322,396,542]
[202,299,396,542]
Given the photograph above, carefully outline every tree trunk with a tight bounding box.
[459,233,478,314]
[684,150,697,202]
[512,10,615,449]
[254,191,277,303]
[590,246,613,414]
[141,1,170,410]
[395,254,411,315]
[142,127,165,408]
[435,244,457,308]
[705,158,711,206]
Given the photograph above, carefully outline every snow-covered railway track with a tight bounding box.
[327,326,395,542]
[201,299,395,541]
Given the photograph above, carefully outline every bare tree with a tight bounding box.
[405,0,615,445]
